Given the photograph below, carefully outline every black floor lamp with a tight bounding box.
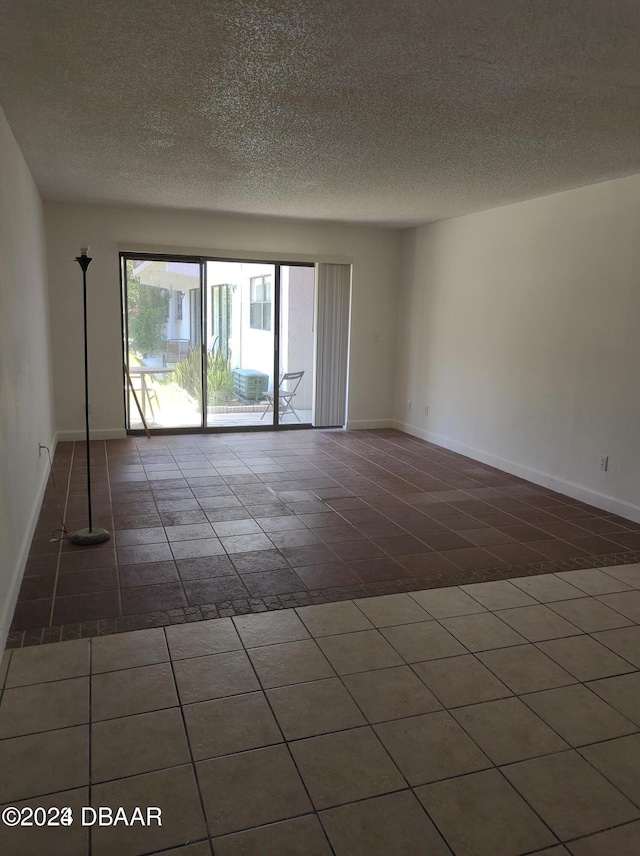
[69,248,111,546]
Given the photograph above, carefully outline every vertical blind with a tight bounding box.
[314,263,351,427]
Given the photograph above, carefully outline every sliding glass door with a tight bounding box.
[123,257,202,430]
[122,255,317,432]
[205,260,276,427]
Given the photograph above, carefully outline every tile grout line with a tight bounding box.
[230,619,340,855]
[45,440,74,631]
[162,624,214,849]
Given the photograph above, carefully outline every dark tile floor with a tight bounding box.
[9,429,640,647]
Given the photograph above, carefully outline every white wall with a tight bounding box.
[44,203,402,436]
[395,173,640,521]
[283,266,315,410]
[0,108,56,647]
[238,262,276,381]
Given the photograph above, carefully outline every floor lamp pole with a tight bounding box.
[69,249,110,546]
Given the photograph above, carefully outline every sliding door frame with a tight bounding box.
[120,251,316,436]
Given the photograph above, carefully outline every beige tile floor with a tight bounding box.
[2,565,640,855]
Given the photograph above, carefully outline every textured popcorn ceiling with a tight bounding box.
[1,0,640,226]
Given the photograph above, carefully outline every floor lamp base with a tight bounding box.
[69,527,111,545]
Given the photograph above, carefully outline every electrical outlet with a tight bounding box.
[406,400,412,412]
[599,455,609,471]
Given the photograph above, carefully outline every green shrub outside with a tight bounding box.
[172,347,234,404]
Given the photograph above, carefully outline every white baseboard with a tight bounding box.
[346,419,395,430]
[392,421,640,525]
[392,420,428,439]
[0,434,58,651]
[56,428,127,442]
